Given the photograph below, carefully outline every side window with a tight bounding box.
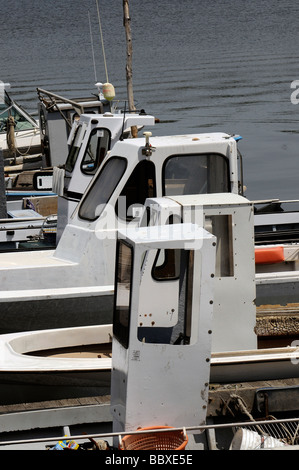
[65,124,84,172]
[163,153,230,196]
[205,214,233,277]
[152,249,181,281]
[79,157,127,221]
[138,249,194,345]
[113,241,133,349]
[116,160,156,221]
[113,245,195,349]
[81,128,111,175]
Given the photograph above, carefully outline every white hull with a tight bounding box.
[1,324,299,405]
[0,324,112,405]
[211,347,299,383]
[0,129,41,157]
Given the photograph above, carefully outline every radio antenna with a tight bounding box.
[96,0,109,84]
[88,10,98,83]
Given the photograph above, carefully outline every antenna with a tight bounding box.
[88,10,98,83]
[95,0,109,84]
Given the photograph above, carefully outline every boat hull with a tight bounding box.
[210,347,299,383]
[2,351,298,406]
[0,370,110,406]
[0,324,113,405]
[0,291,114,335]
[256,276,299,306]
[1,324,299,407]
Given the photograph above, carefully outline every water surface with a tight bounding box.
[1,0,299,200]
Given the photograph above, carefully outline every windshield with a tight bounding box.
[0,92,36,133]
[163,153,230,195]
[81,128,111,175]
[79,156,127,220]
[65,124,84,172]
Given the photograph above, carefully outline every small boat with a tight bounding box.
[0,131,237,334]
[0,201,299,450]
[1,322,299,406]
[1,85,155,251]
[4,84,109,191]
[1,198,299,409]
[1,114,299,345]
[0,324,112,405]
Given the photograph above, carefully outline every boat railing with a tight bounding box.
[0,415,299,448]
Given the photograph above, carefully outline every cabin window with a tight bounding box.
[81,128,111,175]
[113,240,133,349]
[152,249,181,281]
[116,160,156,221]
[65,124,84,172]
[79,157,127,220]
[138,249,194,345]
[205,214,234,276]
[163,153,230,196]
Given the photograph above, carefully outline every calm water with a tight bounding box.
[1,0,299,200]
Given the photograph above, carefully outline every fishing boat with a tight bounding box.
[1,119,298,351]
[0,213,299,450]
[4,85,110,192]
[0,84,106,251]
[0,131,240,334]
[1,326,299,406]
[1,85,155,251]
[1,195,299,398]
[44,96,299,332]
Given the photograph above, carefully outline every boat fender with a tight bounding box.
[255,246,284,265]
[102,83,115,101]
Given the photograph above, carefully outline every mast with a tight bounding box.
[123,0,138,137]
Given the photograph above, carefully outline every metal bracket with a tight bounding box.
[255,385,299,414]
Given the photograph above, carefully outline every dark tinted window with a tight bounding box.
[65,124,84,172]
[81,128,111,175]
[79,157,127,220]
[113,241,133,349]
[116,160,156,221]
[163,153,230,196]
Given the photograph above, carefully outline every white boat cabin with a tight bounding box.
[0,132,243,333]
[144,193,257,353]
[111,223,216,435]
[56,112,156,240]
